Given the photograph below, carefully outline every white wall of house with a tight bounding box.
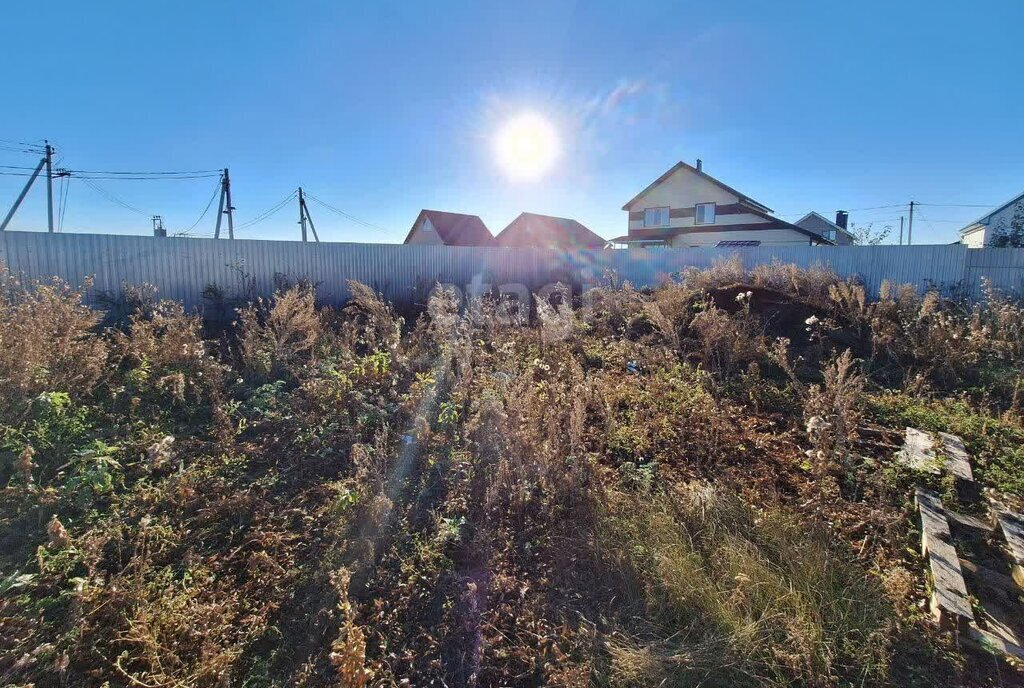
[961,225,988,248]
[405,217,444,245]
[625,166,768,232]
[960,200,1023,247]
[669,229,813,248]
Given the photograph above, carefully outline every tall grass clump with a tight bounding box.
[0,268,106,416]
[597,485,893,688]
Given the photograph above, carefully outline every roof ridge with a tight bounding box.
[621,160,774,214]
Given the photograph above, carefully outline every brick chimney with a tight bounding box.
[696,158,703,173]
[835,210,849,230]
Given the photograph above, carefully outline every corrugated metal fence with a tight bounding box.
[1,231,1021,313]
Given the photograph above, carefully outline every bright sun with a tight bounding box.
[494,112,560,181]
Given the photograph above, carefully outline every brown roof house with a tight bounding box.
[612,159,832,248]
[496,212,606,249]
[404,209,495,246]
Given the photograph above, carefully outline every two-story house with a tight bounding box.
[612,160,831,247]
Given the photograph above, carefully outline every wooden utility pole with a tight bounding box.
[44,141,54,232]
[908,201,915,245]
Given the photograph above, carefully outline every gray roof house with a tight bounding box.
[795,211,856,245]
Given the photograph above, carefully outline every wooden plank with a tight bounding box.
[898,428,940,473]
[959,558,1019,599]
[915,488,975,629]
[938,432,975,483]
[946,510,994,533]
[967,624,1024,662]
[995,510,1024,589]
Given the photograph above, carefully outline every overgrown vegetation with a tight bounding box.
[1,258,1022,687]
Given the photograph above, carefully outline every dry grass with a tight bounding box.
[0,268,107,417]
[0,263,1022,686]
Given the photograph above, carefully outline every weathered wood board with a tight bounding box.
[899,428,939,473]
[995,510,1024,589]
[967,624,1024,662]
[898,428,977,493]
[915,488,975,629]
[938,432,974,482]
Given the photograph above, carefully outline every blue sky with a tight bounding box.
[2,1,1022,244]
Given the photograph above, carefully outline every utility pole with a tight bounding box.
[152,215,167,237]
[44,141,55,232]
[907,201,915,245]
[223,168,234,240]
[214,168,235,239]
[0,153,47,231]
[297,187,319,242]
[899,216,904,245]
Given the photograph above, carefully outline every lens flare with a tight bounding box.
[494,112,560,181]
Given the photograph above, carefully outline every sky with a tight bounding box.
[2,1,1023,245]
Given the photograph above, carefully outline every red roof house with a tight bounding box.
[404,209,495,246]
[495,212,606,249]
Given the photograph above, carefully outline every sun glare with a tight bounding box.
[494,112,560,181]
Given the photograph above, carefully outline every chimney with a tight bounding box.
[835,210,848,230]
[696,158,703,173]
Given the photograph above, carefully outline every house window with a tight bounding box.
[825,229,836,241]
[643,207,670,227]
[695,203,716,225]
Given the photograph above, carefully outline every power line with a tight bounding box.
[60,167,222,176]
[234,190,298,230]
[79,178,149,216]
[303,191,390,232]
[914,202,997,208]
[179,175,223,234]
[57,175,70,232]
[0,170,219,180]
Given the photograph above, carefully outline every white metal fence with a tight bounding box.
[1,231,1021,313]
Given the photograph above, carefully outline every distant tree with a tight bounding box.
[847,222,892,246]
[988,202,1024,248]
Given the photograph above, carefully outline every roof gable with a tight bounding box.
[960,190,1024,234]
[622,161,773,213]
[496,212,606,249]
[795,211,856,240]
[404,209,495,246]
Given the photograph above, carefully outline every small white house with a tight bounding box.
[612,160,831,248]
[959,191,1024,247]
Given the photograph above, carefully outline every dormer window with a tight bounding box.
[695,203,716,225]
[643,207,670,227]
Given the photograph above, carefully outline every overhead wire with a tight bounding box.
[60,167,222,176]
[57,174,71,232]
[303,191,390,232]
[79,177,149,216]
[234,190,298,230]
[178,174,223,235]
